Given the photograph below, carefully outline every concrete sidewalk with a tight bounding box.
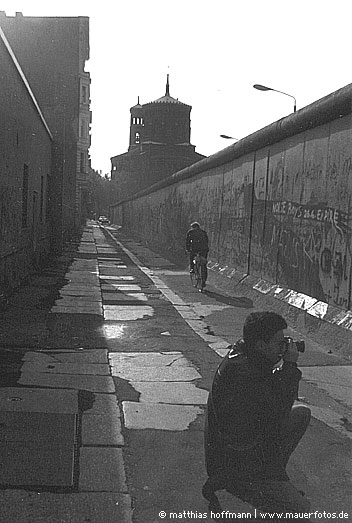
[0,224,132,523]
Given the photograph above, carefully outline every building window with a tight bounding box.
[46,174,51,221]
[82,85,88,103]
[135,132,140,144]
[22,164,29,228]
[80,120,87,138]
[40,176,44,222]
[80,152,85,172]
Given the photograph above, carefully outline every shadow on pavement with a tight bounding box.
[203,290,253,309]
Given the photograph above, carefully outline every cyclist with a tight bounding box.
[186,222,209,286]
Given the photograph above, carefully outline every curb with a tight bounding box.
[207,260,352,360]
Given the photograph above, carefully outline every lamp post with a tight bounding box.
[220,135,239,140]
[253,84,296,113]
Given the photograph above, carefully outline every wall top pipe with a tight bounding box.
[111,82,352,208]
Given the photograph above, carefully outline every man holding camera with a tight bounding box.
[203,311,311,520]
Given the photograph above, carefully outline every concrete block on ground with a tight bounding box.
[0,491,133,523]
[40,349,108,364]
[0,388,78,413]
[21,362,110,376]
[19,373,115,393]
[0,442,76,488]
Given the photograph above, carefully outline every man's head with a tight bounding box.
[243,311,287,364]
[191,222,200,229]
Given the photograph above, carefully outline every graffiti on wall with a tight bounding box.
[113,115,352,310]
[260,198,351,307]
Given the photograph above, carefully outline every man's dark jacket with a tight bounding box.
[205,340,301,484]
[186,227,209,256]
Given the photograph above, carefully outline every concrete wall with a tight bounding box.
[111,84,352,310]
[0,28,52,290]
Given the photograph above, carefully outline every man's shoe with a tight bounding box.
[202,481,222,514]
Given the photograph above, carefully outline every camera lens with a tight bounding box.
[296,340,305,353]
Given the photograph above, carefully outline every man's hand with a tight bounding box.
[283,338,299,363]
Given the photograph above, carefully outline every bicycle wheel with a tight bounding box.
[194,261,203,291]
[190,269,197,287]
[199,262,206,290]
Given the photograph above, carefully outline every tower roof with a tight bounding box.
[130,95,143,114]
[145,75,190,107]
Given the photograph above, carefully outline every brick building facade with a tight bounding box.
[0,12,91,251]
[0,12,91,290]
[0,25,52,290]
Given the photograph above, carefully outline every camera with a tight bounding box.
[283,336,305,353]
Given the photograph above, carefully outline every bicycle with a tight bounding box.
[190,253,207,292]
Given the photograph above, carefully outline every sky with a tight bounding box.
[2,0,352,175]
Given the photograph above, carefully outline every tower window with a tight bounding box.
[135,132,140,144]
[82,85,88,103]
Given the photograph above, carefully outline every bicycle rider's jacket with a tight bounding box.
[204,339,302,483]
[186,227,209,257]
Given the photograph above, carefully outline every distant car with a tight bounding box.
[98,216,110,225]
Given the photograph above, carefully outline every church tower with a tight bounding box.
[111,75,205,200]
[142,74,191,145]
[128,96,144,151]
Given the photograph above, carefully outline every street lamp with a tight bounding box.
[253,84,296,112]
[220,135,239,140]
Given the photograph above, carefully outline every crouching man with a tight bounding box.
[203,311,311,520]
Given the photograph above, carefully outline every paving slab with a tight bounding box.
[0,412,77,443]
[122,401,204,430]
[109,351,195,368]
[98,258,125,263]
[111,365,200,382]
[0,388,78,413]
[50,305,103,315]
[23,349,108,364]
[55,294,101,301]
[102,292,148,303]
[59,284,101,290]
[0,442,76,487]
[99,320,200,341]
[83,393,121,416]
[79,447,127,492]
[21,362,110,376]
[0,491,133,523]
[107,284,142,291]
[100,275,135,281]
[65,276,99,283]
[81,413,124,446]
[103,305,154,320]
[129,381,208,404]
[19,373,115,392]
[99,269,130,276]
